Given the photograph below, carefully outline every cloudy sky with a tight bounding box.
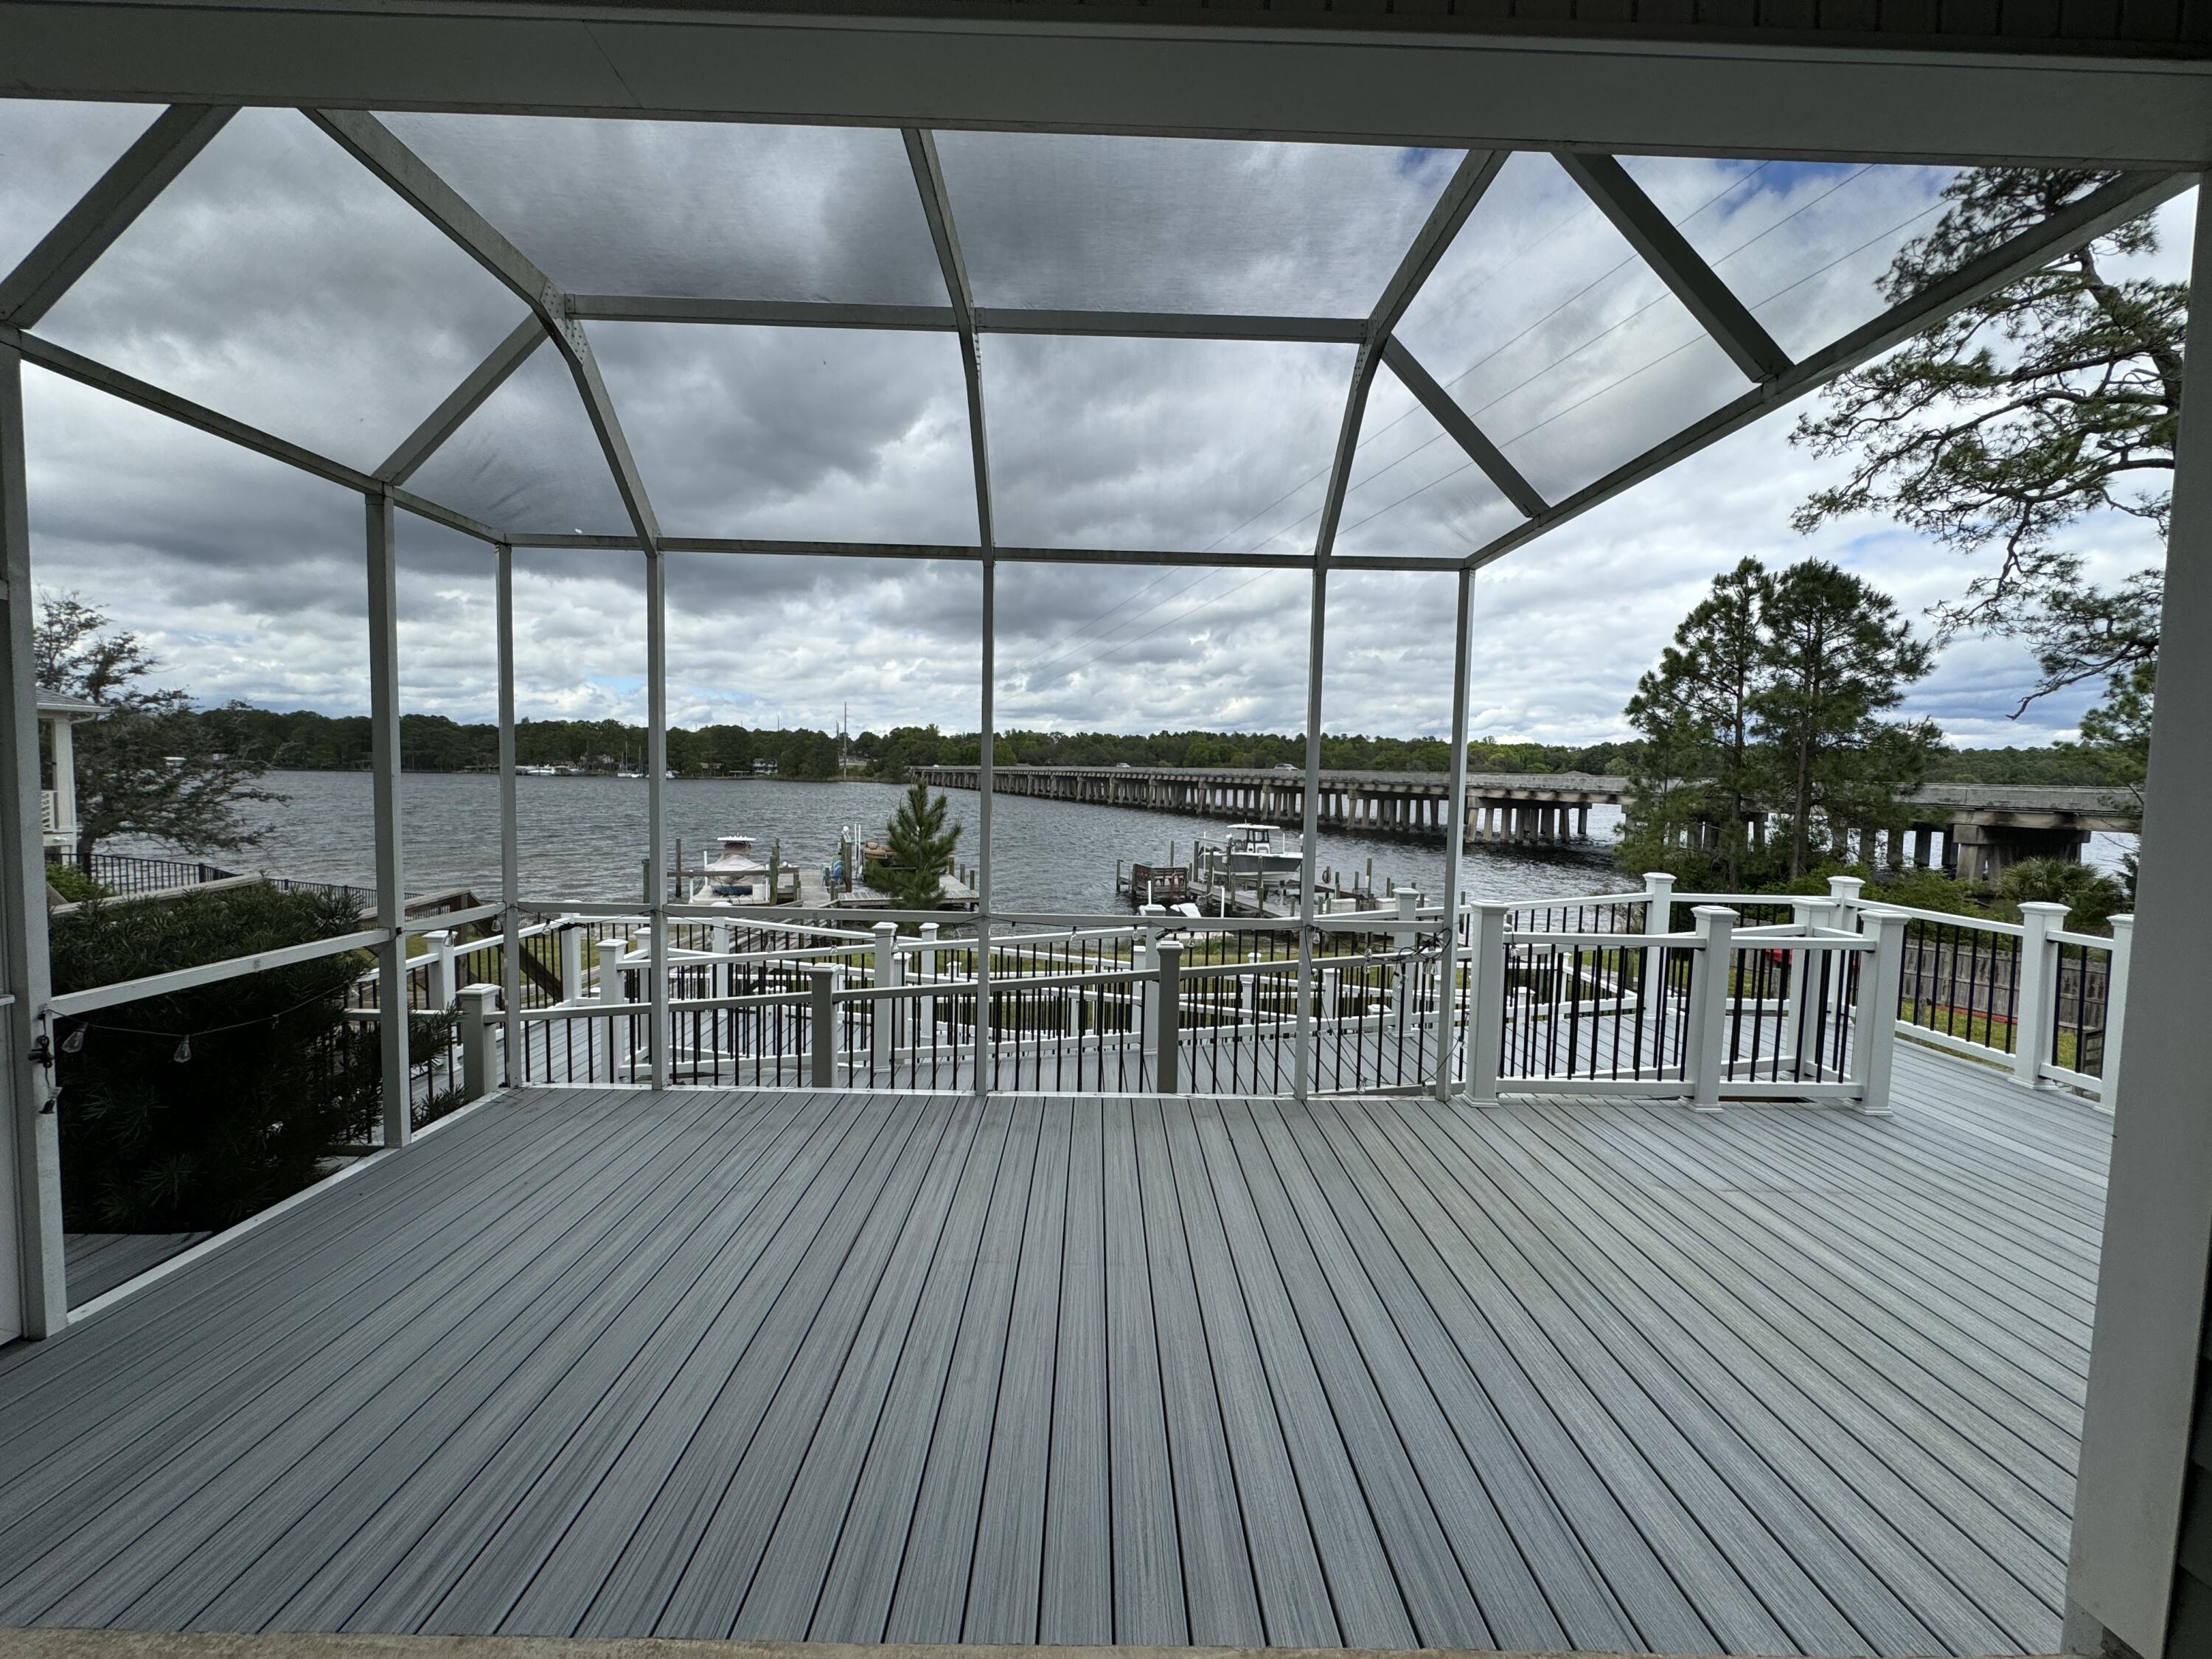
[1,102,2183,748]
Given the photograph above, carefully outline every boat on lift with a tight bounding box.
[689,834,775,902]
[1223,822,1301,882]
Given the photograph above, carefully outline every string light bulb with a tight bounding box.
[60,1027,84,1054]
[173,1035,191,1063]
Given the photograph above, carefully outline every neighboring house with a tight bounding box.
[36,694,102,856]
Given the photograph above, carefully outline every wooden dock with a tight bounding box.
[0,1044,2098,1655]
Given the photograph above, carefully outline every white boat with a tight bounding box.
[1224,822,1301,882]
[689,834,775,902]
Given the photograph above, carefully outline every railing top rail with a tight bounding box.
[2051,928,2116,950]
[1499,891,1649,909]
[1873,902,2026,936]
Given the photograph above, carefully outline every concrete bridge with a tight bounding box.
[914,765,2135,881]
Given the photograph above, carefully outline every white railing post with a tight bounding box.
[2014,900,2068,1088]
[1466,902,1508,1107]
[559,919,583,1005]
[919,921,939,1053]
[1154,939,1182,1094]
[1135,940,1155,1065]
[1826,874,1865,927]
[872,920,898,1083]
[1393,889,1420,1048]
[1685,905,1735,1113]
[596,937,626,1003]
[1638,871,1675,1023]
[809,966,835,1088]
[457,982,498,1102]
[1851,909,1906,1115]
[2101,913,2133,1111]
[1783,896,1834,1079]
[425,928,456,1010]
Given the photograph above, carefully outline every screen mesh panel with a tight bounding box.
[1395,152,1752,507]
[1334,363,1525,561]
[37,109,528,471]
[378,114,949,307]
[938,133,1464,317]
[408,344,632,535]
[984,334,1354,554]
[593,322,980,545]
[0,100,161,279]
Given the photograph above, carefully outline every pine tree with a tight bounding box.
[1619,558,1941,884]
[1753,560,1939,879]
[876,780,961,913]
[1622,558,1771,886]
[1790,168,2180,776]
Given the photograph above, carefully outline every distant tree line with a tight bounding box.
[179,703,2113,786]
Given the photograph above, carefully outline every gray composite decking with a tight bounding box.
[0,1043,2104,1655]
[63,1233,210,1307]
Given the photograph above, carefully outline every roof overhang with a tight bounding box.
[6,0,2212,168]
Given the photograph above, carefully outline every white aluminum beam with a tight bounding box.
[644,543,669,1090]
[0,103,234,329]
[1559,151,1791,381]
[0,326,504,543]
[499,531,1473,573]
[976,308,1365,343]
[570,295,957,331]
[567,294,1363,342]
[0,344,63,1339]
[365,490,410,1149]
[1464,167,2189,568]
[1381,336,1548,518]
[905,126,997,1086]
[1370,149,1506,338]
[10,4,2212,170]
[1434,565,1475,1099]
[377,316,543,485]
[495,541,520,1086]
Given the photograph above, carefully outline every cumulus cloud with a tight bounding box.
[1,100,2186,750]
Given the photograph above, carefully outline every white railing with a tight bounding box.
[1461,892,1904,1112]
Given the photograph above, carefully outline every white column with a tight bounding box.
[496,543,520,1086]
[0,344,62,1338]
[975,559,995,1094]
[644,546,669,1090]
[2069,180,2212,1659]
[366,490,410,1149]
[1433,568,1474,1098]
[1294,565,1326,1100]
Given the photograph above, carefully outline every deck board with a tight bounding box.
[0,1043,2108,1658]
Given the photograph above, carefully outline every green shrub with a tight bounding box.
[44,862,108,904]
[1995,856,2129,933]
[49,882,399,1232]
